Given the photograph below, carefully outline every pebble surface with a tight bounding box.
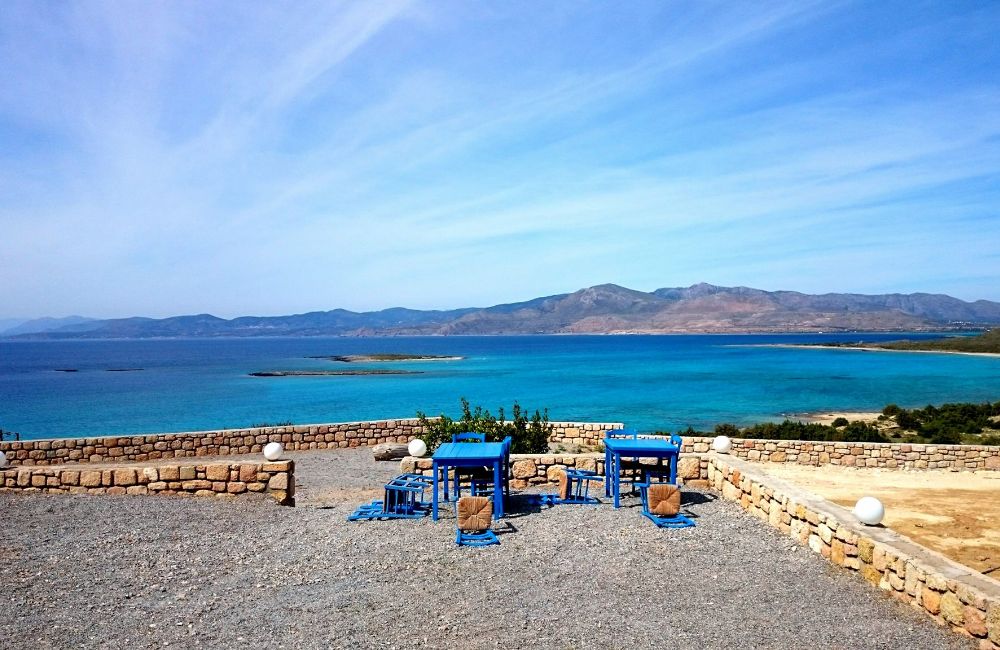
[1,449,974,649]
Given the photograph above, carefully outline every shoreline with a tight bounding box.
[793,411,884,425]
[744,343,1000,358]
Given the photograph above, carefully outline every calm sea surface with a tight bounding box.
[2,334,999,440]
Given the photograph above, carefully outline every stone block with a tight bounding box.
[60,471,80,486]
[988,603,1000,644]
[965,607,987,638]
[113,469,137,486]
[858,538,874,564]
[677,456,701,479]
[205,465,229,481]
[182,480,212,490]
[941,592,965,626]
[227,481,247,494]
[107,486,127,496]
[148,481,167,491]
[179,466,196,480]
[923,589,941,615]
[212,481,227,492]
[142,467,158,482]
[247,482,267,492]
[160,466,179,481]
[31,475,46,487]
[267,473,289,491]
[80,471,102,487]
[126,485,148,495]
[511,459,537,479]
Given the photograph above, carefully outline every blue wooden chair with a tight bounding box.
[455,496,500,547]
[468,435,512,498]
[347,473,432,521]
[449,431,486,498]
[537,468,603,506]
[637,480,694,528]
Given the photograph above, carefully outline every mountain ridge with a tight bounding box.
[7,284,1000,339]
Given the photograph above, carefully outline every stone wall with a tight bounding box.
[0,459,295,505]
[401,453,709,489]
[682,436,1000,471]
[0,419,624,467]
[708,455,1000,647]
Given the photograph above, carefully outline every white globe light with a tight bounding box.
[0,450,7,467]
[407,439,427,457]
[854,496,885,526]
[712,435,732,453]
[263,442,284,461]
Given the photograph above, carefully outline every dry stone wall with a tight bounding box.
[709,455,1000,647]
[0,419,623,467]
[0,459,295,505]
[680,436,1000,471]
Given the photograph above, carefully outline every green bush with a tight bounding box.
[831,417,849,427]
[882,404,901,417]
[416,398,553,454]
[714,423,740,437]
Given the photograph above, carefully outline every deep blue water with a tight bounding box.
[1,334,999,440]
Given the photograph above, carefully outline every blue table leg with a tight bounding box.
[493,460,503,519]
[432,460,440,521]
[670,452,678,484]
[604,446,611,497]
[611,452,622,508]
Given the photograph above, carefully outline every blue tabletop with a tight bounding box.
[433,442,506,463]
[604,437,679,455]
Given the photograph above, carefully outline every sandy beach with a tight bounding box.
[756,344,1000,358]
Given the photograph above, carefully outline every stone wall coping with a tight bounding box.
[0,455,293,473]
[714,454,1000,598]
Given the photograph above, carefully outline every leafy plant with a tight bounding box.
[831,417,849,428]
[416,398,553,453]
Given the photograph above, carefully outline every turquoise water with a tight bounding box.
[1,334,999,440]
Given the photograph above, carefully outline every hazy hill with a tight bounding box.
[1,315,97,337]
[8,283,999,339]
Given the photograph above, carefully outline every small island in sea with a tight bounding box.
[249,369,422,377]
[795,328,1000,355]
[308,354,464,362]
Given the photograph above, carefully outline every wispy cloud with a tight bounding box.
[1,0,998,317]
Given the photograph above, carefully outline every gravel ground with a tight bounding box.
[0,449,973,649]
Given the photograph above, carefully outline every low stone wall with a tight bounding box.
[401,453,709,488]
[683,436,1000,471]
[0,459,295,505]
[708,455,1000,647]
[0,419,624,467]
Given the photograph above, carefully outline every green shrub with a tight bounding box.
[882,404,901,417]
[831,417,849,427]
[416,398,553,454]
[714,423,740,437]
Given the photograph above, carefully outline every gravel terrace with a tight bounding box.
[1,448,973,649]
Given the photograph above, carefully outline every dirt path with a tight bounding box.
[759,463,1000,575]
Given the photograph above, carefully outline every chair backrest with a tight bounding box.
[670,433,682,447]
[501,435,512,456]
[452,432,485,443]
[605,427,638,440]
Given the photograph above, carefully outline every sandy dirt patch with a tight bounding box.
[758,463,1000,575]
[797,411,883,425]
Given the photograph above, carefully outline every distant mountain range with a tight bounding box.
[5,283,1000,339]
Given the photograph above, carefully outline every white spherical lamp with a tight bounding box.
[0,450,7,467]
[263,442,284,461]
[712,435,732,454]
[407,438,427,457]
[854,496,885,526]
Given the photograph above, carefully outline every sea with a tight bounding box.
[2,333,999,441]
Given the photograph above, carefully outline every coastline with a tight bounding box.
[745,343,1000,358]
[794,411,883,425]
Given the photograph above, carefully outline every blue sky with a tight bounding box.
[1,1,998,319]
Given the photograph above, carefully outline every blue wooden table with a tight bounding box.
[604,437,680,508]
[431,442,507,521]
